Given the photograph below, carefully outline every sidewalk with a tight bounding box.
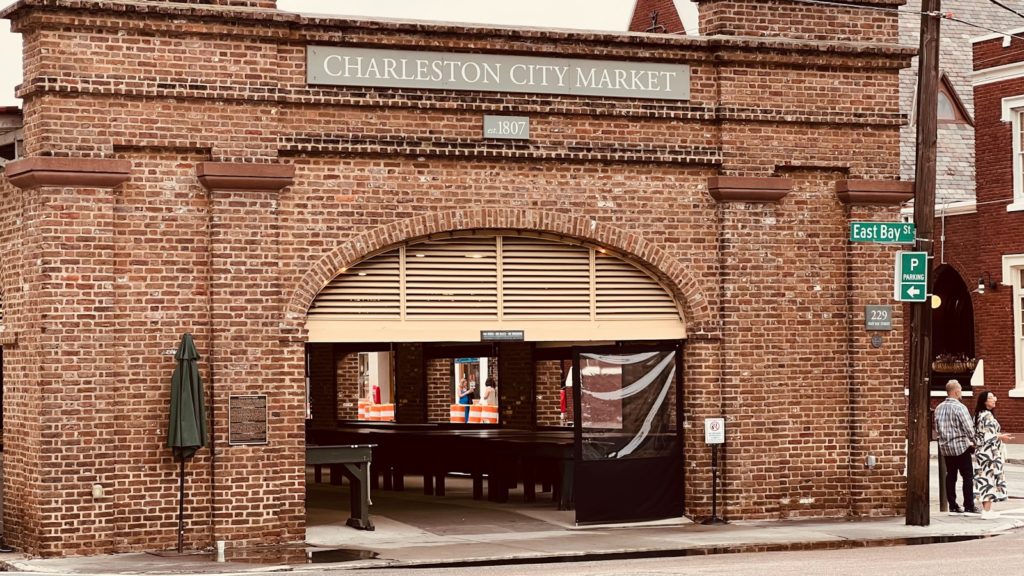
[2,475,1023,574]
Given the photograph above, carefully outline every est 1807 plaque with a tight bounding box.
[229,394,269,445]
[483,115,529,140]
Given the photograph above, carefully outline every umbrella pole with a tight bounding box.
[177,457,185,554]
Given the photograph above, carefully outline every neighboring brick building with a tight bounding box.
[0,0,913,557]
[929,27,1024,432]
[898,2,1017,414]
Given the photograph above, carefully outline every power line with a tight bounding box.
[943,14,1024,43]
[986,0,1024,21]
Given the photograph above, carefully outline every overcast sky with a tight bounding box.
[0,1,698,107]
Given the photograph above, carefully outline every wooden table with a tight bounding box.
[306,444,376,530]
[307,426,574,510]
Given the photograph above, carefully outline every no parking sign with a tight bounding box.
[704,418,725,444]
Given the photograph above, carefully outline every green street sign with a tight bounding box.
[850,222,916,244]
[894,251,928,302]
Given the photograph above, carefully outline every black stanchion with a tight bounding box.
[702,443,727,525]
[937,443,947,513]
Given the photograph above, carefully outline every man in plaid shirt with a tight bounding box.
[934,379,978,514]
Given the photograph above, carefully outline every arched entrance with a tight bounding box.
[930,265,977,391]
[303,230,688,526]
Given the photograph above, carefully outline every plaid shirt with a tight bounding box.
[934,397,975,456]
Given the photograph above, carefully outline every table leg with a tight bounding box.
[341,463,375,531]
[472,471,483,500]
[423,471,434,496]
[523,457,536,503]
[559,458,574,511]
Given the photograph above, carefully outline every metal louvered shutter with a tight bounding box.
[308,248,401,318]
[501,236,591,318]
[595,253,678,318]
[405,237,498,318]
[307,233,681,324]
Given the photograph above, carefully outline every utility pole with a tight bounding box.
[907,0,941,527]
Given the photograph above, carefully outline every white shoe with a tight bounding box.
[981,510,1000,519]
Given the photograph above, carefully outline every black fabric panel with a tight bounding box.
[574,452,684,524]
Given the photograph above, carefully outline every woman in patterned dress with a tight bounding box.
[973,391,1014,518]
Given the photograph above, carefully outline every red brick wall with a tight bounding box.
[394,344,426,424]
[336,353,359,421]
[427,358,452,423]
[0,0,910,556]
[536,360,566,426]
[307,344,336,429]
[695,0,901,42]
[974,36,1024,71]
[717,171,905,520]
[499,343,536,429]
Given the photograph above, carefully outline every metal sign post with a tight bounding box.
[702,418,727,525]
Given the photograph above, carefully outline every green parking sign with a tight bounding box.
[894,251,928,302]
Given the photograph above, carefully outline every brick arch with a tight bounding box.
[284,208,714,334]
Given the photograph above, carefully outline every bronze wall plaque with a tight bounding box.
[229,394,269,445]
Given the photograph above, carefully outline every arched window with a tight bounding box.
[936,75,971,125]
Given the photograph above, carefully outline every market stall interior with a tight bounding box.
[305,340,684,526]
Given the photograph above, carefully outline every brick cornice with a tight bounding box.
[196,162,295,192]
[836,179,914,205]
[707,176,793,202]
[4,157,132,189]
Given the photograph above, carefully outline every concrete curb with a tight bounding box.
[4,517,1023,574]
[294,520,1024,572]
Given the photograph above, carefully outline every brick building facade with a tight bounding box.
[0,0,913,557]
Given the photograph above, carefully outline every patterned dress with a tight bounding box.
[973,410,1008,503]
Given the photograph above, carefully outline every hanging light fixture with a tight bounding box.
[976,272,997,295]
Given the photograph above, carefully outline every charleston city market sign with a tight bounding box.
[307,47,690,100]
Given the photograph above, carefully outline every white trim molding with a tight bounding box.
[975,61,1024,87]
[900,200,977,219]
[1002,254,1024,397]
[1002,96,1024,211]
[973,27,1024,45]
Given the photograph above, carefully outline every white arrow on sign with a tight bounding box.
[907,286,920,297]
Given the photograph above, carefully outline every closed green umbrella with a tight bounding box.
[167,333,206,553]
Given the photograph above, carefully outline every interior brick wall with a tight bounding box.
[393,344,426,424]
[307,343,336,429]
[535,360,567,427]
[0,0,910,555]
[498,343,536,429]
[426,358,453,423]
[336,352,359,421]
